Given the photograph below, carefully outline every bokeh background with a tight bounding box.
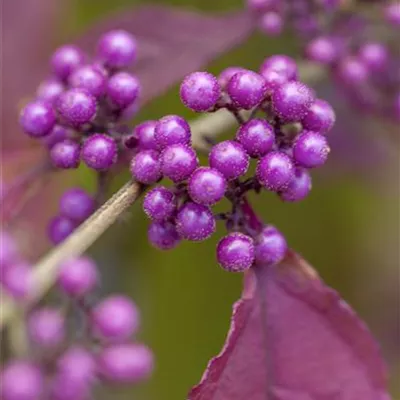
[1,0,399,399]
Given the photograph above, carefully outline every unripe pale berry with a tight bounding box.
[176,202,215,241]
[50,139,81,169]
[279,168,312,202]
[180,71,221,112]
[59,188,95,222]
[48,215,77,244]
[293,131,330,168]
[131,150,162,184]
[51,45,86,80]
[301,99,336,134]
[217,232,255,272]
[237,119,275,157]
[255,225,287,265]
[188,167,227,206]
[134,120,158,150]
[69,64,107,98]
[227,70,267,109]
[107,72,140,108]
[143,186,176,221]
[256,151,294,191]
[154,115,191,150]
[148,220,181,250]
[161,144,198,183]
[81,134,118,171]
[91,295,140,342]
[20,101,56,138]
[209,140,249,180]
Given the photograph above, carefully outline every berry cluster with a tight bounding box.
[131,56,335,272]
[247,0,400,121]
[0,230,153,400]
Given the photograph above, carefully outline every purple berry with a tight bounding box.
[48,215,77,244]
[143,186,176,221]
[302,99,336,134]
[58,257,98,297]
[59,188,95,222]
[293,131,330,168]
[237,119,275,157]
[134,120,158,150]
[107,72,140,108]
[358,42,388,71]
[148,220,181,250]
[279,168,312,202]
[176,202,215,241]
[161,144,198,183]
[336,57,368,86]
[92,295,140,342]
[305,36,341,65]
[180,71,221,112]
[259,12,283,36]
[209,140,249,180]
[227,70,267,109]
[188,167,227,206]
[256,151,294,191]
[51,45,85,80]
[81,134,118,171]
[131,150,162,184]
[57,346,95,384]
[2,262,32,300]
[1,361,44,400]
[384,3,400,26]
[98,343,153,383]
[0,231,19,268]
[50,373,90,400]
[272,81,315,122]
[259,68,288,93]
[254,225,287,264]
[36,78,64,104]
[69,65,107,98]
[50,139,80,169]
[154,115,191,150]
[217,232,255,272]
[97,30,137,68]
[28,307,65,348]
[57,88,97,127]
[218,67,246,90]
[260,55,298,81]
[42,125,69,149]
[20,101,56,138]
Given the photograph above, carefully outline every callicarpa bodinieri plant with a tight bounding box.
[0,1,396,399]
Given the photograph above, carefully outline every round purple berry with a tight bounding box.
[69,65,107,98]
[42,125,69,149]
[131,150,162,184]
[36,78,64,104]
[2,262,32,300]
[28,307,65,348]
[217,232,255,272]
[59,188,95,222]
[188,167,227,206]
[134,120,158,150]
[237,119,275,157]
[92,295,140,342]
[143,186,176,221]
[98,343,153,384]
[255,225,287,265]
[336,57,368,86]
[180,72,221,112]
[161,144,198,183]
[227,70,267,109]
[218,67,246,90]
[81,134,118,171]
[259,12,283,36]
[384,3,400,26]
[279,168,312,202]
[302,99,336,134]
[260,55,298,82]
[51,45,85,80]
[176,202,215,241]
[305,36,341,65]
[58,256,98,297]
[293,131,330,168]
[259,68,288,93]
[358,42,388,71]
[272,81,315,122]
[20,101,56,138]
[97,30,137,68]
[1,361,44,400]
[50,139,80,169]
[154,115,191,150]
[48,215,77,244]
[57,346,95,384]
[107,72,140,108]
[148,220,181,250]
[209,140,249,180]
[256,151,294,191]
[57,88,97,127]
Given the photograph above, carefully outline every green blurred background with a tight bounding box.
[35,0,400,398]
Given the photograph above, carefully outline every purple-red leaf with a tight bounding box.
[189,251,389,400]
